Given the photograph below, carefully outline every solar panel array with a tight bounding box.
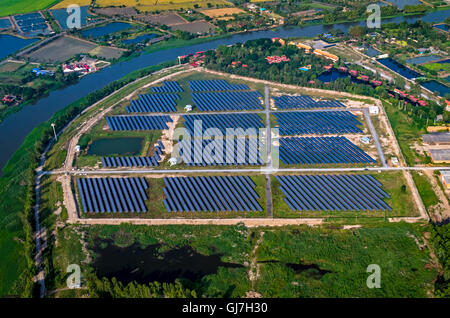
[274,111,362,135]
[77,177,149,213]
[101,141,165,167]
[192,91,263,111]
[273,95,345,109]
[183,113,264,135]
[14,13,49,34]
[176,138,263,166]
[106,115,172,131]
[163,176,262,212]
[150,81,183,93]
[189,80,250,92]
[125,94,179,113]
[276,174,392,211]
[280,136,376,164]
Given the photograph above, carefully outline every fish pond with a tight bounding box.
[87,137,144,156]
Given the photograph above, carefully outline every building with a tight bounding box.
[2,95,16,104]
[184,104,193,112]
[32,67,54,76]
[422,133,450,145]
[391,157,399,166]
[312,49,339,62]
[369,106,379,115]
[428,149,450,163]
[361,136,371,144]
[440,170,450,189]
[168,157,178,166]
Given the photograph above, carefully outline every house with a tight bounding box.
[2,95,16,104]
[440,170,450,189]
[361,136,371,144]
[184,104,193,112]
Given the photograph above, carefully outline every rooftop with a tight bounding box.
[429,149,450,161]
[422,133,450,144]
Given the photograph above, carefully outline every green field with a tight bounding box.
[0,0,61,17]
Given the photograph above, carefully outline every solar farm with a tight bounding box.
[61,70,417,220]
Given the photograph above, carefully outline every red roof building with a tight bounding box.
[349,70,358,77]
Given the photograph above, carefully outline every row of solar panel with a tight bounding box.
[125,93,179,113]
[274,111,362,135]
[279,136,376,164]
[77,177,149,213]
[102,141,165,167]
[183,113,264,135]
[274,95,346,109]
[150,81,183,93]
[176,138,263,166]
[106,115,172,131]
[276,175,391,211]
[188,80,250,92]
[163,176,262,212]
[191,91,263,111]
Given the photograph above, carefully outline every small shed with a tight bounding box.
[185,104,193,112]
[369,106,379,115]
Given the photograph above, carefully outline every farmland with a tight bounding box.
[200,7,246,18]
[94,0,232,12]
[23,36,97,63]
[50,0,92,9]
[0,0,60,17]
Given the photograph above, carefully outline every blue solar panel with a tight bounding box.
[126,93,179,112]
[274,111,362,135]
[151,81,183,93]
[279,136,376,164]
[106,115,172,131]
[276,174,391,211]
[163,176,262,212]
[77,177,148,213]
[273,95,346,109]
[183,113,264,135]
[189,80,250,92]
[191,91,263,111]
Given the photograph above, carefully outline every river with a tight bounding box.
[0,9,448,171]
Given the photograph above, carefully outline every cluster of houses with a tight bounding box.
[266,55,290,64]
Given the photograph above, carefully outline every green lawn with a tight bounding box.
[255,223,437,297]
[0,0,60,17]
[411,171,439,211]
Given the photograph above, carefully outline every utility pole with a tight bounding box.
[51,123,57,141]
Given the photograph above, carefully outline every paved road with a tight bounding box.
[363,108,387,167]
[45,166,450,176]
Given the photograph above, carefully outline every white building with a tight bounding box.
[369,106,379,115]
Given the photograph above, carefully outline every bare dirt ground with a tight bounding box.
[247,231,264,298]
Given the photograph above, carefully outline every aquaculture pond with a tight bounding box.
[122,33,158,45]
[406,55,442,65]
[433,23,449,32]
[50,6,91,30]
[377,57,421,79]
[0,34,38,60]
[91,239,243,285]
[365,47,380,58]
[87,137,144,156]
[421,80,450,97]
[81,22,133,39]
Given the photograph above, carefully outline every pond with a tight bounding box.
[406,55,442,65]
[421,80,450,97]
[318,69,350,82]
[91,239,243,285]
[50,6,91,30]
[385,0,421,9]
[365,47,380,58]
[81,22,133,39]
[122,33,158,45]
[433,23,449,32]
[87,137,144,156]
[0,34,38,60]
[377,57,421,79]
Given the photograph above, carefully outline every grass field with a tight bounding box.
[24,36,97,63]
[0,0,60,17]
[255,223,436,297]
[95,0,232,12]
[51,0,92,9]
